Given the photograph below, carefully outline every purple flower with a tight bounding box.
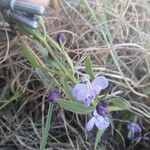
[72,76,109,107]
[96,102,108,116]
[48,91,61,102]
[127,122,142,140]
[57,33,66,44]
[127,122,142,133]
[86,110,110,131]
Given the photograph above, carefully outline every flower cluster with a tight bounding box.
[72,76,109,107]
[72,76,111,131]
[48,76,110,132]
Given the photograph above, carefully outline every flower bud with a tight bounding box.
[96,102,108,116]
[57,33,66,44]
[48,91,61,102]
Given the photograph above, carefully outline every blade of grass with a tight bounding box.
[40,103,53,150]
[85,56,95,80]
[43,39,77,83]
[100,5,113,44]
[0,91,22,110]
[82,0,97,22]
[110,49,148,98]
[46,36,75,77]
[60,43,74,75]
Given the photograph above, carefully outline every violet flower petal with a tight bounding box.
[86,117,95,131]
[83,95,94,107]
[95,116,110,130]
[127,122,142,133]
[93,110,99,116]
[75,90,89,101]
[72,84,88,98]
[92,76,109,90]
[91,85,102,97]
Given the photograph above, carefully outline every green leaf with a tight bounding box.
[94,129,105,150]
[57,97,131,115]
[40,104,53,150]
[17,24,45,43]
[108,106,127,112]
[61,48,74,75]
[22,40,41,67]
[21,40,53,77]
[62,80,73,99]
[57,99,95,114]
[34,42,48,58]
[85,56,95,80]
[47,35,75,76]
[110,96,131,111]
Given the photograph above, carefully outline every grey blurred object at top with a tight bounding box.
[0,0,45,28]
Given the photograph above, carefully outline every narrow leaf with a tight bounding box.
[108,106,127,112]
[110,96,131,110]
[57,99,94,114]
[83,0,97,22]
[40,104,53,150]
[94,130,105,150]
[85,56,95,80]
[22,40,41,67]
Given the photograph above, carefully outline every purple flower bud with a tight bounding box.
[127,122,142,133]
[48,91,61,102]
[57,33,66,44]
[96,102,108,116]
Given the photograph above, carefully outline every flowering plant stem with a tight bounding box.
[40,103,54,150]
